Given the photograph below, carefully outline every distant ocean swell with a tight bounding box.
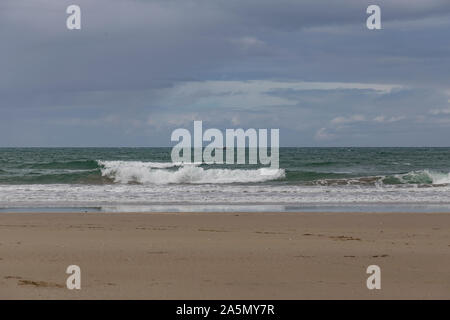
[1,159,450,186]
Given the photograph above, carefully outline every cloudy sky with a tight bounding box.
[1,0,450,147]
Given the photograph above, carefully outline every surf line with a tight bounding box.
[170,121,279,170]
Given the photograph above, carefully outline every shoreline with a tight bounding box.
[2,202,450,213]
[1,211,449,299]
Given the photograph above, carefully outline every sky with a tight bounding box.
[1,0,450,147]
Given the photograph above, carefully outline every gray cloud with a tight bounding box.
[1,0,450,146]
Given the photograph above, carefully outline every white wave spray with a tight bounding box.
[98,160,285,184]
[395,169,450,185]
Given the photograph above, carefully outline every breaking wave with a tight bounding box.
[98,160,286,184]
[313,169,450,186]
[393,169,450,185]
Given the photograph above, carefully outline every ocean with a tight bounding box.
[1,147,450,212]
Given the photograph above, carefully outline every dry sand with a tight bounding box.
[0,211,449,299]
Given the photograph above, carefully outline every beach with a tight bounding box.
[3,0,450,305]
[1,211,449,299]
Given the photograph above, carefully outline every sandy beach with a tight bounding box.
[0,211,449,299]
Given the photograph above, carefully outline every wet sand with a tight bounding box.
[0,211,449,299]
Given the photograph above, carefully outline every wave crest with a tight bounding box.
[98,160,285,184]
[313,169,450,186]
[394,169,450,185]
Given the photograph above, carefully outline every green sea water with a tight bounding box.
[0,147,449,185]
[1,147,450,212]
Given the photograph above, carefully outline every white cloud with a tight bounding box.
[331,115,365,125]
[229,36,266,50]
[373,115,385,122]
[159,80,403,111]
[373,115,406,123]
[429,108,450,115]
[314,127,336,141]
[172,80,401,95]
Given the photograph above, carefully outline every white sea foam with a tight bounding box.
[98,160,285,184]
[423,170,450,184]
[2,183,450,209]
[395,169,450,185]
[313,169,450,187]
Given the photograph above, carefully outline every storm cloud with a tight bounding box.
[1,0,450,146]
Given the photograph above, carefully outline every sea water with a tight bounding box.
[1,147,450,212]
